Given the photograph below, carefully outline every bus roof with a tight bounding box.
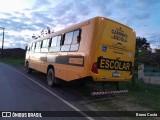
[29,16,134,44]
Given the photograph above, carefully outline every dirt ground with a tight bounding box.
[78,93,159,120]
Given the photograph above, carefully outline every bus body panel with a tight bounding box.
[90,17,136,82]
[47,52,86,81]
[25,16,136,83]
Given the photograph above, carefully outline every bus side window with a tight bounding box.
[49,36,61,52]
[41,39,49,52]
[31,43,36,52]
[70,30,81,51]
[51,37,57,47]
[35,41,42,52]
[64,32,73,45]
[57,36,61,46]
[61,32,73,52]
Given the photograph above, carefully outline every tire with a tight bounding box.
[26,62,32,74]
[47,68,56,87]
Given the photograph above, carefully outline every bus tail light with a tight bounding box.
[91,62,98,74]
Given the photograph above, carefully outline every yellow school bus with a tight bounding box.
[25,16,136,87]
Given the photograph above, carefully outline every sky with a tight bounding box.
[0,0,160,49]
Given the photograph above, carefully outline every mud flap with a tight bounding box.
[91,90,128,96]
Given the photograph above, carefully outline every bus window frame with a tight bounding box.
[35,41,42,53]
[70,29,81,51]
[41,39,50,53]
[31,42,36,52]
[49,35,62,53]
[26,45,30,51]
[61,29,81,52]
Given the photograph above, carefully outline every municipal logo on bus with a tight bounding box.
[102,45,107,52]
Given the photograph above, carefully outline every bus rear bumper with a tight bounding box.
[91,90,128,96]
[92,76,131,82]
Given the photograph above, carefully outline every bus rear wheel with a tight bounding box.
[47,68,56,87]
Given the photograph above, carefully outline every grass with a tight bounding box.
[117,78,160,111]
[81,74,160,113]
[0,57,25,67]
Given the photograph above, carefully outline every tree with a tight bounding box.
[135,37,151,57]
[135,37,152,69]
[151,48,160,62]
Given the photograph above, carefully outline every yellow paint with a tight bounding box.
[25,16,136,82]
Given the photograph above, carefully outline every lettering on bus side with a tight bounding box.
[97,57,132,71]
[55,56,84,67]
[111,27,128,43]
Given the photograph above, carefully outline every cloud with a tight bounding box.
[0,18,35,32]
[3,31,31,48]
[146,34,160,48]
[4,40,27,49]
[0,0,159,49]
[49,0,90,25]
[32,0,51,9]
[134,12,150,20]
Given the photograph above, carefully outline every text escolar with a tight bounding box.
[98,57,132,71]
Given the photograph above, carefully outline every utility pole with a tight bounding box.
[0,27,5,59]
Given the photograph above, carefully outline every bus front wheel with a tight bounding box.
[47,68,56,87]
[26,62,32,74]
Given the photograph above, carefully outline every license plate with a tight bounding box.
[112,72,120,77]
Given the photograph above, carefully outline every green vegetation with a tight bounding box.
[79,77,160,120]
[135,37,160,70]
[0,57,25,67]
[119,78,160,111]
[119,36,160,111]
[76,71,160,114]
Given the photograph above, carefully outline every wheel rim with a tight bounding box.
[48,72,53,82]
[47,70,54,86]
[47,69,56,86]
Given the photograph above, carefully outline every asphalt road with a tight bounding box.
[0,62,96,120]
[0,62,131,120]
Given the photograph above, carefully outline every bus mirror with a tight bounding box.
[25,46,28,51]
